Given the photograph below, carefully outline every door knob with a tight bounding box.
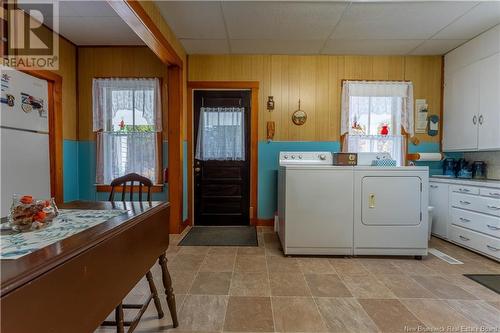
[194,167,201,172]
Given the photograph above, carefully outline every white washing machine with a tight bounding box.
[353,167,429,257]
[277,152,354,255]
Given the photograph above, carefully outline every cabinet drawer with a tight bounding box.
[451,208,500,238]
[450,185,480,195]
[451,192,500,217]
[479,188,500,199]
[449,225,500,260]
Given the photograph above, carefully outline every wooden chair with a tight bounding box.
[102,173,164,333]
[108,172,153,202]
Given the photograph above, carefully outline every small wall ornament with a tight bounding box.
[266,96,275,111]
[291,99,307,126]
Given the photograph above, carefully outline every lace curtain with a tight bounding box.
[340,81,414,166]
[195,107,245,161]
[341,81,414,136]
[92,78,161,184]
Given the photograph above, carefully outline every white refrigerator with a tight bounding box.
[0,66,50,217]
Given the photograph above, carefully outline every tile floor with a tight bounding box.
[96,227,500,333]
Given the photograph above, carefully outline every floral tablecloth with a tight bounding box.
[0,209,127,259]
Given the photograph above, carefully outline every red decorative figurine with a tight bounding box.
[380,124,389,135]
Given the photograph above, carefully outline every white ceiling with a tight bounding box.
[17,1,144,45]
[156,1,500,55]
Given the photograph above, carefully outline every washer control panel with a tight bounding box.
[279,152,333,165]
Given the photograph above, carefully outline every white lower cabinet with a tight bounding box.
[429,182,449,239]
[430,179,500,261]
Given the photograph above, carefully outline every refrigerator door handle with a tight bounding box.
[0,125,49,135]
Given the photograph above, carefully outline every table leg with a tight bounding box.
[159,254,178,328]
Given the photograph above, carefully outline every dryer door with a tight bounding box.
[361,176,422,226]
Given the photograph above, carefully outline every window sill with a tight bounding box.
[95,184,165,193]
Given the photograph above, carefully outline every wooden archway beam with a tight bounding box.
[109,0,185,234]
[107,0,183,68]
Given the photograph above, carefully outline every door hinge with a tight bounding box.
[420,211,422,221]
[420,183,423,192]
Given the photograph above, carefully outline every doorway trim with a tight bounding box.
[187,81,259,226]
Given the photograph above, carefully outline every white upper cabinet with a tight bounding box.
[478,53,500,150]
[443,25,500,152]
[443,62,480,151]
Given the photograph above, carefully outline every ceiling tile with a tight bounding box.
[59,17,144,45]
[230,39,324,54]
[433,2,500,39]
[409,39,467,55]
[222,2,348,40]
[156,1,227,39]
[180,39,229,54]
[58,1,118,17]
[322,39,423,55]
[332,2,477,40]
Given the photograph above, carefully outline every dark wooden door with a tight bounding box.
[194,90,251,226]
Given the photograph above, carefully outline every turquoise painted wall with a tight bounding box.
[63,140,79,202]
[63,139,189,219]
[258,141,341,219]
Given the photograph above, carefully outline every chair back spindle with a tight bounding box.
[109,173,153,202]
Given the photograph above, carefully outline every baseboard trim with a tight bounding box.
[256,219,274,226]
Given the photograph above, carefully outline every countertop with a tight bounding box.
[430,175,500,189]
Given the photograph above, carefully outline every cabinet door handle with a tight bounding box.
[473,115,477,125]
[458,188,470,193]
[459,235,470,241]
[459,217,471,223]
[478,115,483,125]
[486,224,500,230]
[487,205,500,211]
[430,185,438,189]
[486,245,499,252]
[488,192,500,197]
[459,200,471,205]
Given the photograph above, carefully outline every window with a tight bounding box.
[195,107,245,161]
[93,78,162,184]
[341,81,414,166]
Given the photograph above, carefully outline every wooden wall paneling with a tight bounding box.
[316,56,330,141]
[299,56,316,141]
[288,56,301,141]
[328,56,345,140]
[187,55,443,143]
[269,56,283,141]
[404,56,442,143]
[280,56,290,141]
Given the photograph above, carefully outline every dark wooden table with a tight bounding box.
[0,201,178,333]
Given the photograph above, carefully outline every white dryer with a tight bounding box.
[353,167,429,258]
[277,152,354,255]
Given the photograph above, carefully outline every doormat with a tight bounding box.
[464,274,500,294]
[428,248,464,264]
[179,226,258,247]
